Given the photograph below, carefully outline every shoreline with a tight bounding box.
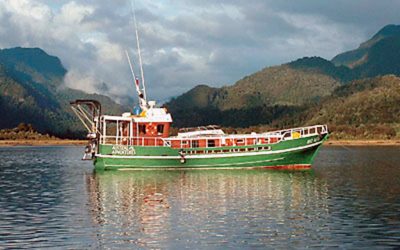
[0,139,87,147]
[324,139,400,146]
[1,139,400,147]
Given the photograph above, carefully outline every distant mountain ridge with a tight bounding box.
[0,47,127,138]
[165,24,400,138]
[0,47,66,81]
[1,24,399,139]
[332,24,400,70]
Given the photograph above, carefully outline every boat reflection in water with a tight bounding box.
[85,170,329,248]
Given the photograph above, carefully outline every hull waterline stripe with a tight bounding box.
[116,164,311,171]
[104,157,285,169]
[96,140,323,160]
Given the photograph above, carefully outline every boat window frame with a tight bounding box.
[191,140,199,148]
[207,139,216,148]
[157,124,164,135]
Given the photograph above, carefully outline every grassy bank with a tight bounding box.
[0,139,86,147]
[324,139,400,146]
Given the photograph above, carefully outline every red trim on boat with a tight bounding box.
[263,164,311,170]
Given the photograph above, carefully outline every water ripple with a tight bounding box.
[0,146,400,248]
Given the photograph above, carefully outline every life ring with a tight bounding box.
[146,124,158,136]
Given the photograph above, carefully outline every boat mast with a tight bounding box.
[125,50,147,111]
[131,0,147,102]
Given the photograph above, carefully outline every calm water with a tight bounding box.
[0,146,399,249]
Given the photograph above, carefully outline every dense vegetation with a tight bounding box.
[307,76,400,139]
[0,123,57,140]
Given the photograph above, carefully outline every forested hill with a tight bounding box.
[1,24,400,139]
[307,75,400,139]
[0,47,127,138]
[165,24,400,138]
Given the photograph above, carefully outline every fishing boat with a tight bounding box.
[70,7,328,171]
[70,96,328,170]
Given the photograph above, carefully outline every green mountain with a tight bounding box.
[0,47,127,138]
[166,56,347,127]
[332,24,400,75]
[166,25,400,139]
[308,75,400,125]
[305,75,400,139]
[169,57,343,109]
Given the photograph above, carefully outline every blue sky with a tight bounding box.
[0,0,399,103]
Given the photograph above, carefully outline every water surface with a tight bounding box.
[0,146,399,248]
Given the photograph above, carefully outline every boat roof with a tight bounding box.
[179,125,221,133]
[101,107,172,123]
[177,125,225,138]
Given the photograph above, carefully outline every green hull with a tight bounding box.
[94,134,328,171]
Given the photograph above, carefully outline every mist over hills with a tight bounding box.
[166,24,400,138]
[0,47,126,138]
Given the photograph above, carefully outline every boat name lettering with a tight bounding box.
[307,137,319,144]
[112,145,136,155]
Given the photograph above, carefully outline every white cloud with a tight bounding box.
[64,69,98,93]
[276,12,364,59]
[5,0,52,20]
[58,1,94,25]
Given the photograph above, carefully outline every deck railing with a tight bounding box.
[100,135,168,147]
[273,125,328,141]
[99,125,328,148]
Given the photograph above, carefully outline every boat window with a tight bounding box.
[240,148,246,152]
[257,147,263,151]
[310,128,316,134]
[105,121,117,135]
[191,140,199,148]
[207,140,216,148]
[223,149,230,153]
[284,133,291,138]
[157,124,164,134]
[182,140,188,145]
[139,124,146,135]
[120,122,130,136]
[237,139,244,144]
[248,148,255,151]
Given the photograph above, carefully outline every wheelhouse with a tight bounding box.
[99,107,172,147]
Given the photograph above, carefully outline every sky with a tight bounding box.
[0,0,399,103]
